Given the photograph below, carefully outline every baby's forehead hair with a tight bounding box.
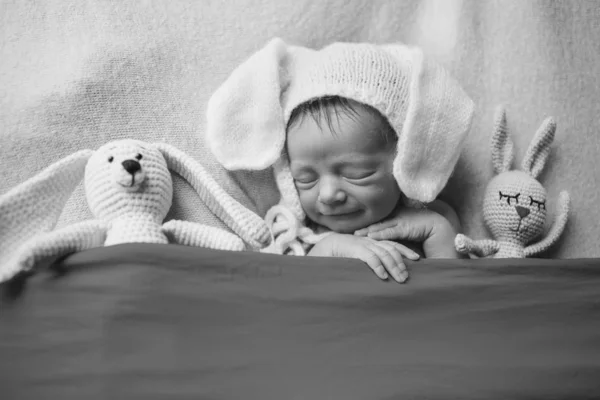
[286,96,397,144]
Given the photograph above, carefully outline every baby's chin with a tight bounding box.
[313,212,372,234]
[323,223,358,234]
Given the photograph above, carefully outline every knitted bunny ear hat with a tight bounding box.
[206,38,474,251]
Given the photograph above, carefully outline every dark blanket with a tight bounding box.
[1,244,599,399]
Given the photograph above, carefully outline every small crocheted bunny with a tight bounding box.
[0,139,271,282]
[455,106,570,258]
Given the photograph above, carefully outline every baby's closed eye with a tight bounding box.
[341,168,378,182]
[292,172,318,189]
[294,175,317,183]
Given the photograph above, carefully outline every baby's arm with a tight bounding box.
[355,200,464,259]
[308,233,420,283]
[427,199,462,234]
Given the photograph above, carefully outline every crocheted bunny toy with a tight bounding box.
[455,107,570,258]
[0,139,271,282]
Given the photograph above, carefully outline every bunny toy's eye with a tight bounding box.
[529,196,546,210]
[499,191,520,205]
[135,153,143,161]
[108,156,114,163]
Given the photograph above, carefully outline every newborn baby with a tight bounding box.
[206,38,474,283]
[287,96,463,283]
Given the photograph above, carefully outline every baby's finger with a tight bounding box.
[374,242,410,281]
[368,243,408,283]
[364,227,398,241]
[353,247,389,280]
[354,219,398,236]
[368,222,429,243]
[381,240,420,261]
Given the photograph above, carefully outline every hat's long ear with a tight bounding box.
[388,46,474,203]
[0,150,93,269]
[206,37,290,171]
[154,143,271,250]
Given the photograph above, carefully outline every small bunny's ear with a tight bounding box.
[0,150,93,271]
[155,143,271,250]
[206,37,290,171]
[490,106,514,174]
[521,116,556,179]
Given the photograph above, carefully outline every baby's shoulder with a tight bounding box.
[426,199,461,233]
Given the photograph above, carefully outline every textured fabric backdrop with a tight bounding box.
[1,0,598,257]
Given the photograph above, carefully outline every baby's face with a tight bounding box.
[286,106,401,234]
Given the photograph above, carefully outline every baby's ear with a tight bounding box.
[490,105,514,174]
[206,38,290,171]
[521,116,556,179]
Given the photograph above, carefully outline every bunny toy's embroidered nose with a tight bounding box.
[515,205,530,219]
[122,160,141,175]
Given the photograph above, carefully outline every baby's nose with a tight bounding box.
[515,205,530,219]
[318,180,346,205]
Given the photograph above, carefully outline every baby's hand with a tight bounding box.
[308,233,420,283]
[355,207,461,258]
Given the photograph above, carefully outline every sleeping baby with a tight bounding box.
[206,38,474,283]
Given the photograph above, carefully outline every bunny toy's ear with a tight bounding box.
[0,150,93,271]
[521,116,556,179]
[490,105,514,174]
[206,38,290,171]
[154,143,271,250]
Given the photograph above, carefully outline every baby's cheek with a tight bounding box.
[366,183,400,216]
[297,189,318,215]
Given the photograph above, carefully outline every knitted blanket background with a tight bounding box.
[1,0,597,257]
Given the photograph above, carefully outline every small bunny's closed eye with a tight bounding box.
[455,105,570,259]
[498,191,546,211]
[499,191,519,205]
[529,196,546,210]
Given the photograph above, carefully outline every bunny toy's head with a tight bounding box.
[482,107,555,245]
[85,140,173,222]
[484,170,547,244]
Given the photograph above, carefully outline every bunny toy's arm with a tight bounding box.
[455,234,500,258]
[524,191,570,257]
[2,220,108,282]
[155,143,271,250]
[162,220,245,251]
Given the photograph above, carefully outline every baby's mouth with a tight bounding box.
[321,210,361,218]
